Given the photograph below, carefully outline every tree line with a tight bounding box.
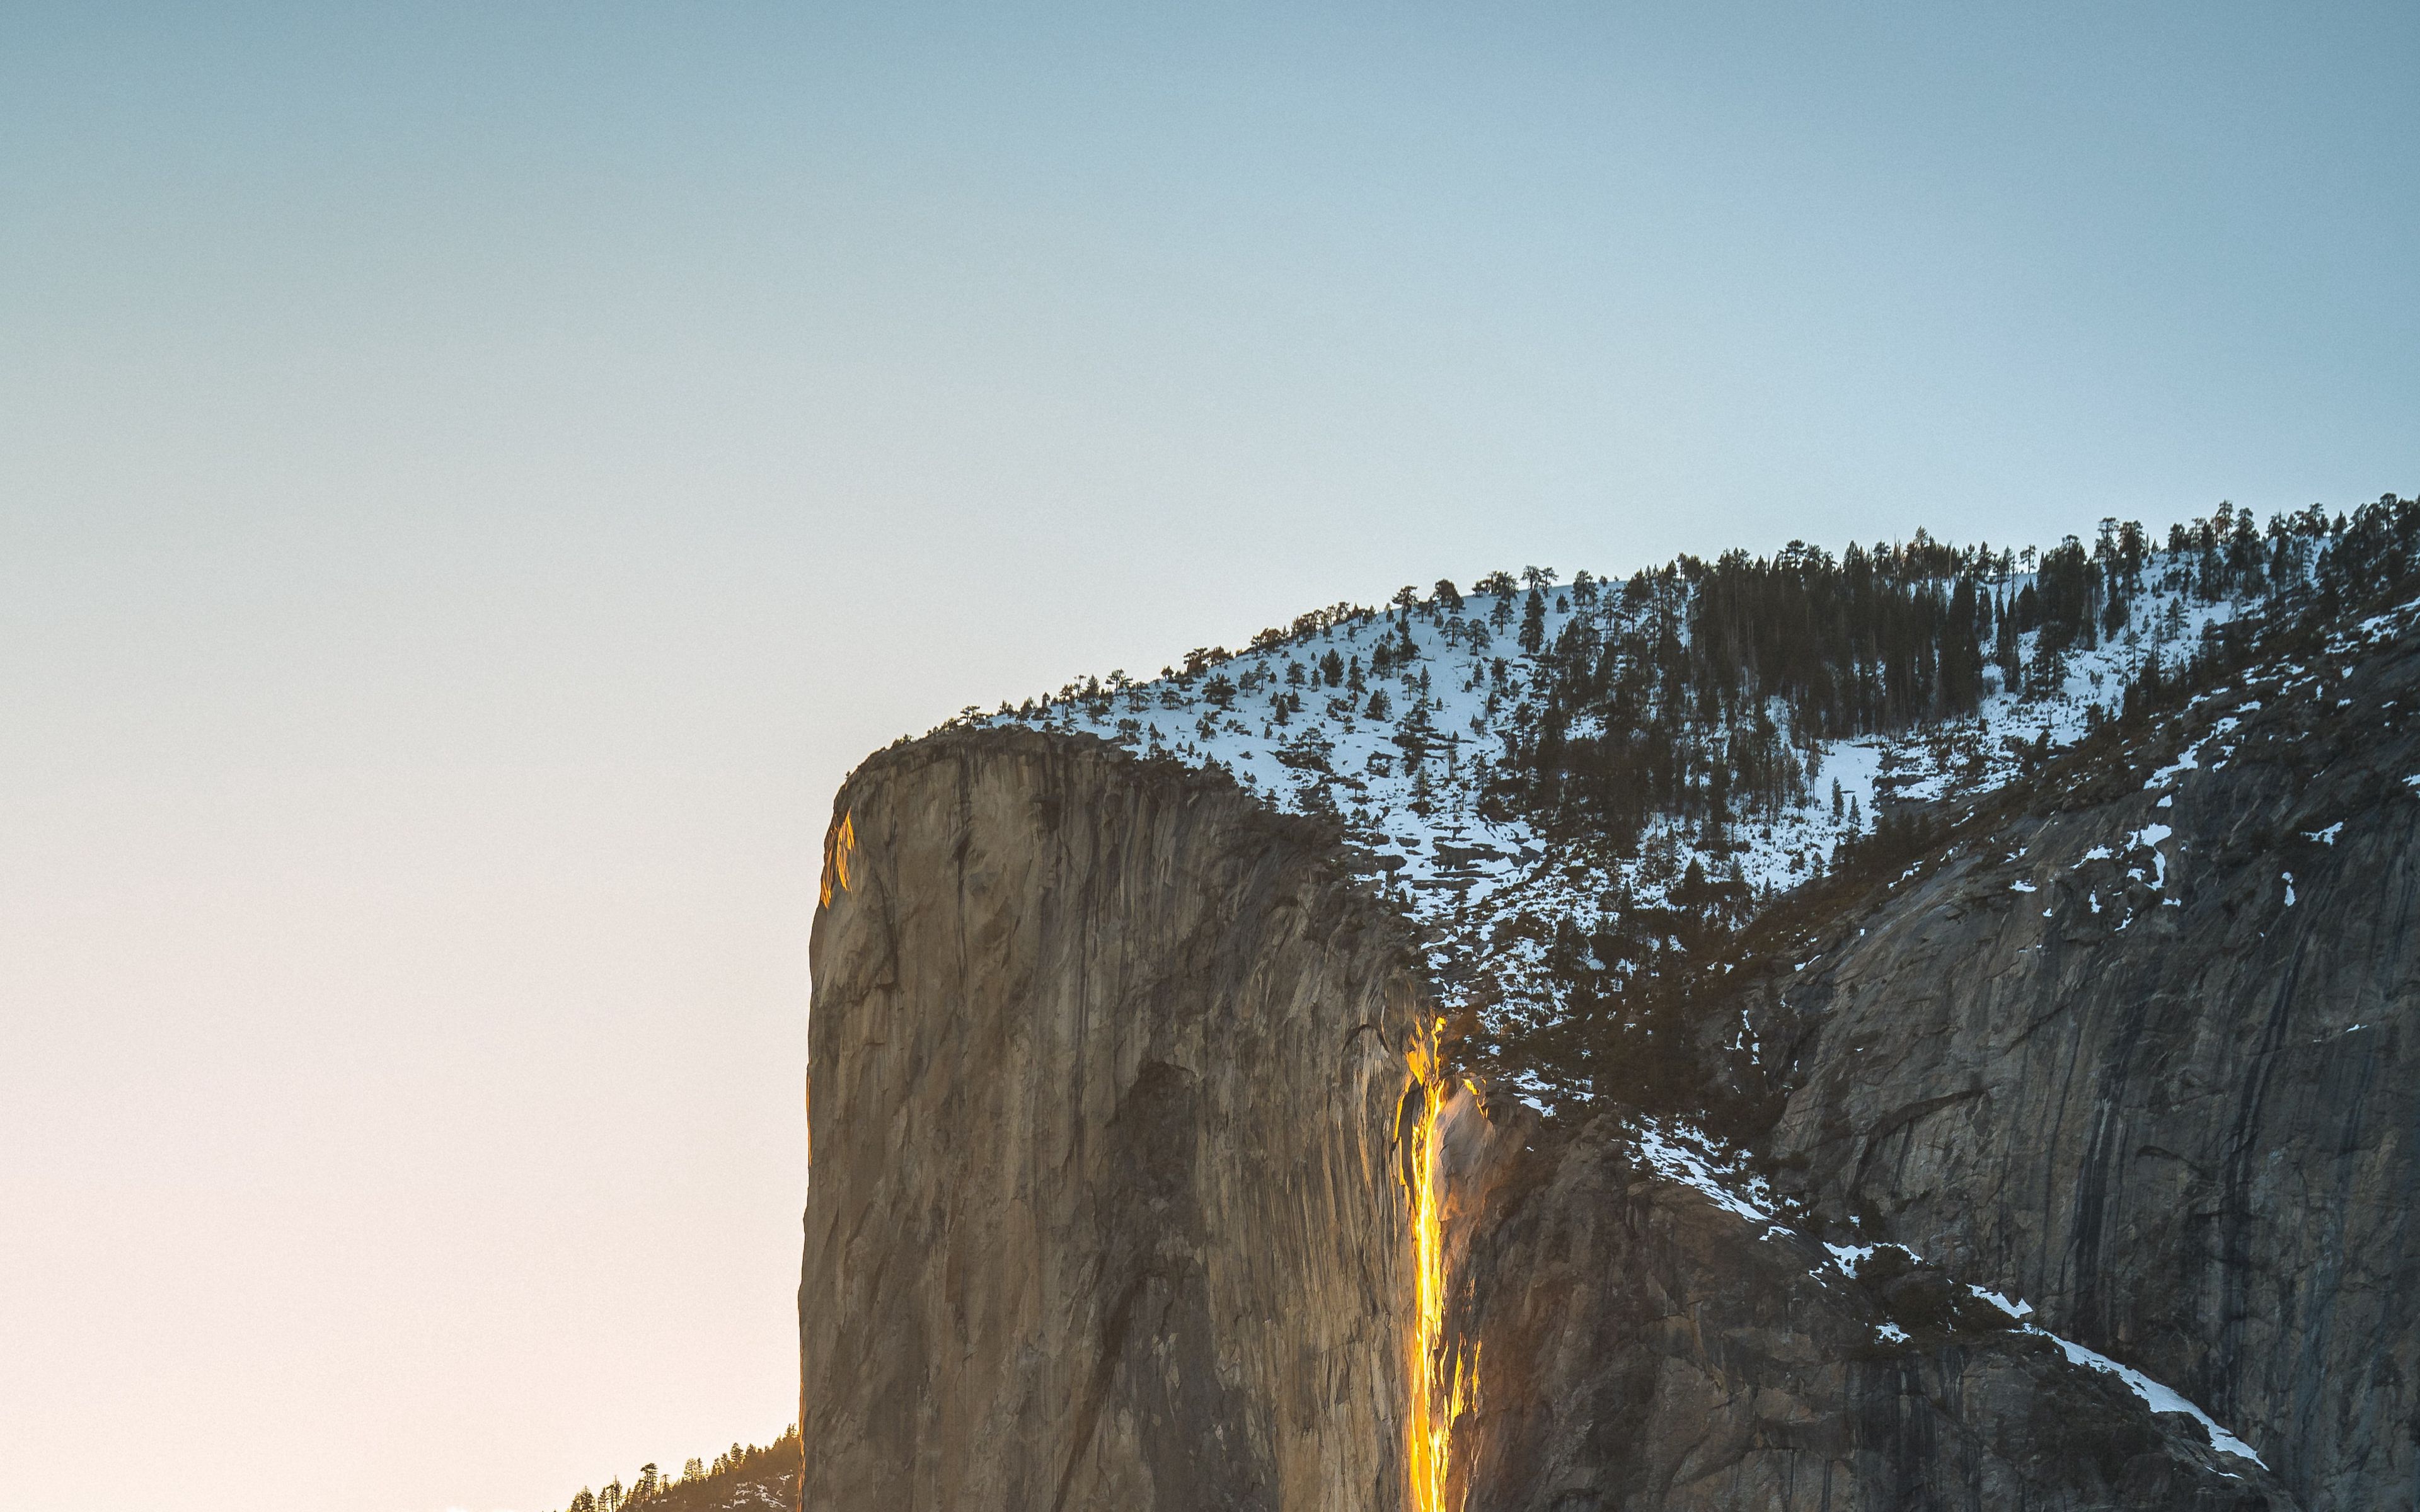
[556,1426,800,1512]
[1483,500,2412,856]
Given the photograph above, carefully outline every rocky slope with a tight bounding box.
[1460,1120,2287,1510]
[1744,613,2420,1509]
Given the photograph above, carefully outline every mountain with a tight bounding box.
[965,503,2375,1120]
[800,495,2418,1509]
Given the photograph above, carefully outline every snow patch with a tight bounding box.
[1968,1285,2033,1319]
[2032,1329,2266,1467]
[2148,747,2199,787]
[2128,822,2175,891]
[1823,1240,1918,1277]
[1634,1121,1775,1226]
[1958,1284,2261,1466]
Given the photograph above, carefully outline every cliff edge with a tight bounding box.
[802,725,2304,1510]
[802,729,1437,1511]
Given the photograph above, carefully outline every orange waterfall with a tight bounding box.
[1402,1020,1479,1512]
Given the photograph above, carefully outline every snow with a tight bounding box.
[2036,1331,2266,1467]
[2149,748,2200,786]
[1852,1258,2261,1465]
[1634,1120,1775,1226]
[2128,822,2175,891]
[2307,823,2343,845]
[965,544,2349,1099]
[1968,1285,2033,1319]
[1503,1068,1557,1115]
[1965,1277,2265,1465]
[1821,1240,1923,1278]
[1824,1241,1878,1272]
[2283,873,2296,907]
[2010,879,2037,893]
[2357,605,2414,638]
[1875,1322,1910,1343]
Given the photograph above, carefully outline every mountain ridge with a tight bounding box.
[955,500,2411,1121]
[573,493,2420,1511]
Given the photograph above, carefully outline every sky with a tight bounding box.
[2,4,2413,1510]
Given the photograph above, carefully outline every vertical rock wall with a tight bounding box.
[801,730,1429,1512]
[797,697,2395,1510]
[1456,1121,2292,1511]
[1761,631,2420,1509]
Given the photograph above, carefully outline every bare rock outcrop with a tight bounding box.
[800,724,2321,1510]
[1460,1120,2291,1511]
[801,729,1430,1512]
[1757,625,2420,1509]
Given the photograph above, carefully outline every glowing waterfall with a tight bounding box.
[1402,1020,1478,1512]
[819,810,857,908]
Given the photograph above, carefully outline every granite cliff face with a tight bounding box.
[802,730,1434,1511]
[1458,1121,2288,1511]
[797,696,2407,1508]
[1745,622,2420,1509]
[792,510,2420,1509]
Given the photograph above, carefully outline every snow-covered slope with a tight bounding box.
[953,505,2403,1110]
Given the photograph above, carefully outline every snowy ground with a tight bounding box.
[965,554,2293,1088]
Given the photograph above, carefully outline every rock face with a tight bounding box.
[1755,626,2420,1509]
[802,719,2351,1511]
[801,729,1431,1512]
[1460,1121,2291,1511]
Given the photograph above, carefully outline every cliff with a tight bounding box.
[801,720,2333,1509]
[1460,1120,2286,1510]
[802,729,1433,1511]
[1746,618,2420,1509]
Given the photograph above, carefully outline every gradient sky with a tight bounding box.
[3,5,2413,1511]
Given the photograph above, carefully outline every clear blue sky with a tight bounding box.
[3,6,2412,1511]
